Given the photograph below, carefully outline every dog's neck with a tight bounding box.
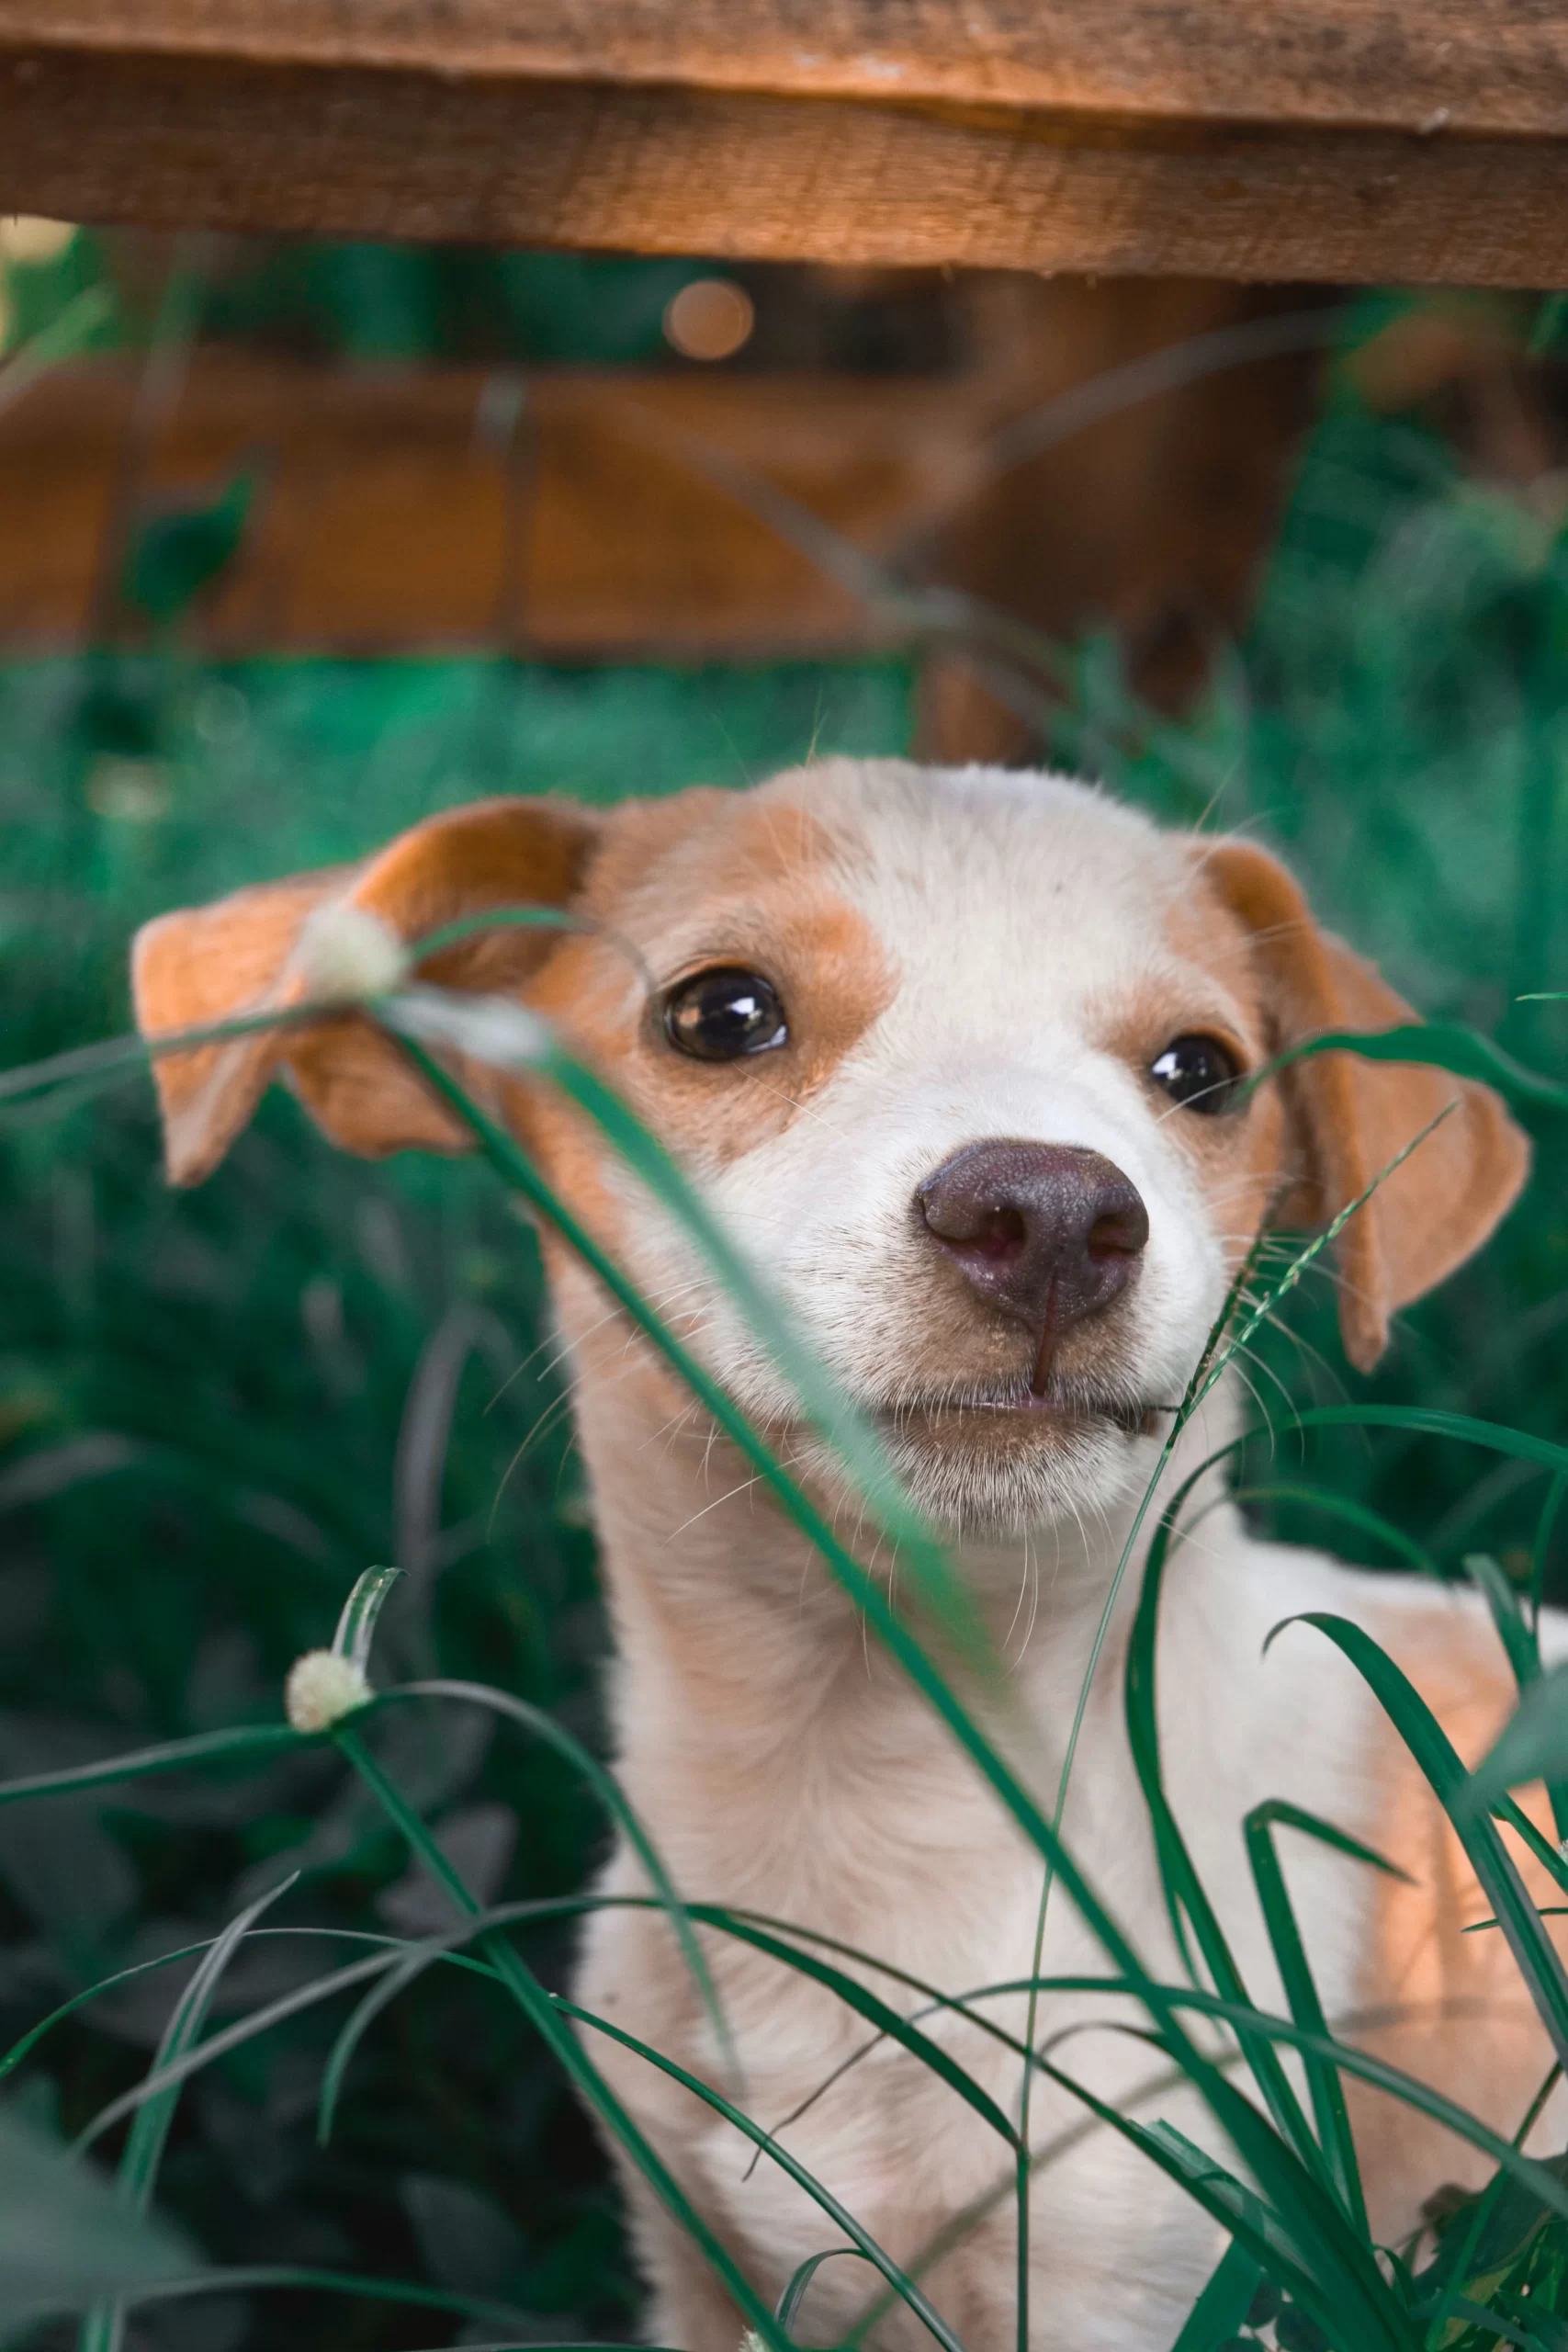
[562,1312,1245,1895]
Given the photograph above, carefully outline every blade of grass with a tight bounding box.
[1269,1613,1568,2072]
[1468,1665,1568,1811]
[557,1996,965,2352]
[331,1563,403,1667]
[1170,2237,1266,2351]
[1243,1801,1407,2237]
[1124,1462,1325,2182]
[1464,1552,1541,1692]
[0,1928,500,2086]
[107,2265,558,2334]
[1247,1023,1568,1114]
[80,1875,299,2352]
[777,2247,877,2335]
[330,1722,797,2352]
[1234,1486,1438,1577]
[0,1724,309,1807]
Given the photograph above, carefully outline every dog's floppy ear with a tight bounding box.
[132,796,601,1185]
[1201,838,1529,1371]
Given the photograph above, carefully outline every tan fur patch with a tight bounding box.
[1097,884,1292,1273]
[1345,1610,1564,2233]
[525,786,896,1178]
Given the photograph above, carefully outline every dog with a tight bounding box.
[132,758,1559,2351]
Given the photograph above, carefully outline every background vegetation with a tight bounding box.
[3,232,1568,2348]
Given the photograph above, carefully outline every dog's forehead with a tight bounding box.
[596,758,1199,993]
[776,758,1190,980]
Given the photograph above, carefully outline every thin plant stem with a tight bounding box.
[331,1724,795,2352]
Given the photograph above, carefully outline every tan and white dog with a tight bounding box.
[133,759,1558,2352]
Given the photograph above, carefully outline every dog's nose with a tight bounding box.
[917,1140,1149,1351]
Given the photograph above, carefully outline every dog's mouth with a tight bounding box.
[870,1385,1172,1444]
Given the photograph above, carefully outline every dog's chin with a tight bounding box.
[871,1389,1164,1539]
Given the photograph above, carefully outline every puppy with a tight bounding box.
[133,759,1558,2352]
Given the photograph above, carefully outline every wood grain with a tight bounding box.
[3,2,1564,137]
[0,8,1564,285]
[0,354,997,653]
[0,279,1320,688]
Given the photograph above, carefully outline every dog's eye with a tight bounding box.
[662,968,787,1061]
[1149,1034,1242,1114]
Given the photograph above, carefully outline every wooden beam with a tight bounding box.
[0,353,999,655]
[0,5,1564,286]
[0,279,1324,682]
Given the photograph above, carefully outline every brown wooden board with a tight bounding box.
[0,277,1324,696]
[0,353,998,654]
[0,5,1565,285]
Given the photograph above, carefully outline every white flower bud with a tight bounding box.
[285,1648,371,1733]
[293,902,408,1003]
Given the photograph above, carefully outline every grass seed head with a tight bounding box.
[285,1647,372,1733]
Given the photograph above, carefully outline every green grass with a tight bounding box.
[4,291,1568,2352]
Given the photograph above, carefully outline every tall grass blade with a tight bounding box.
[1269,1614,1568,2072]
[1125,1471,1325,2177]
[344,1677,744,2105]
[1468,1664,1568,1810]
[558,1996,965,2352]
[79,1874,299,2352]
[777,2246,878,2335]
[1170,2238,1265,2351]
[1243,1801,1404,2235]
[1465,1552,1542,1691]
[0,1724,308,1807]
[1250,1023,1568,1114]
[1,1928,499,2087]
[331,1723,798,2352]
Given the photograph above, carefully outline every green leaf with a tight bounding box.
[122,470,255,625]
[1243,1800,1405,2236]
[331,1564,404,1668]
[1247,1022,1568,1114]
[1463,1553,1540,1692]
[558,1996,965,2352]
[776,2247,875,2335]
[1469,1665,1568,1807]
[1269,1615,1568,2074]
[0,1724,310,1809]
[80,1876,298,2351]
[322,1678,742,2122]
[0,2108,197,2334]
[1170,2237,1265,2351]
[1125,1466,1324,2177]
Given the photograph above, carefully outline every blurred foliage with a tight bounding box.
[3,232,1568,2346]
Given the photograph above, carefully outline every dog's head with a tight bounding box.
[133,760,1527,1536]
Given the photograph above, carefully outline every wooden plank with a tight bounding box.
[0,278,1325,686]
[0,6,1564,285]
[6,3,1565,138]
[0,353,999,654]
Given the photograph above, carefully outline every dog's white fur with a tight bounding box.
[134,759,1559,2352]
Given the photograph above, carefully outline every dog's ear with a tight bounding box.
[133,797,601,1185]
[1201,838,1529,1371]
